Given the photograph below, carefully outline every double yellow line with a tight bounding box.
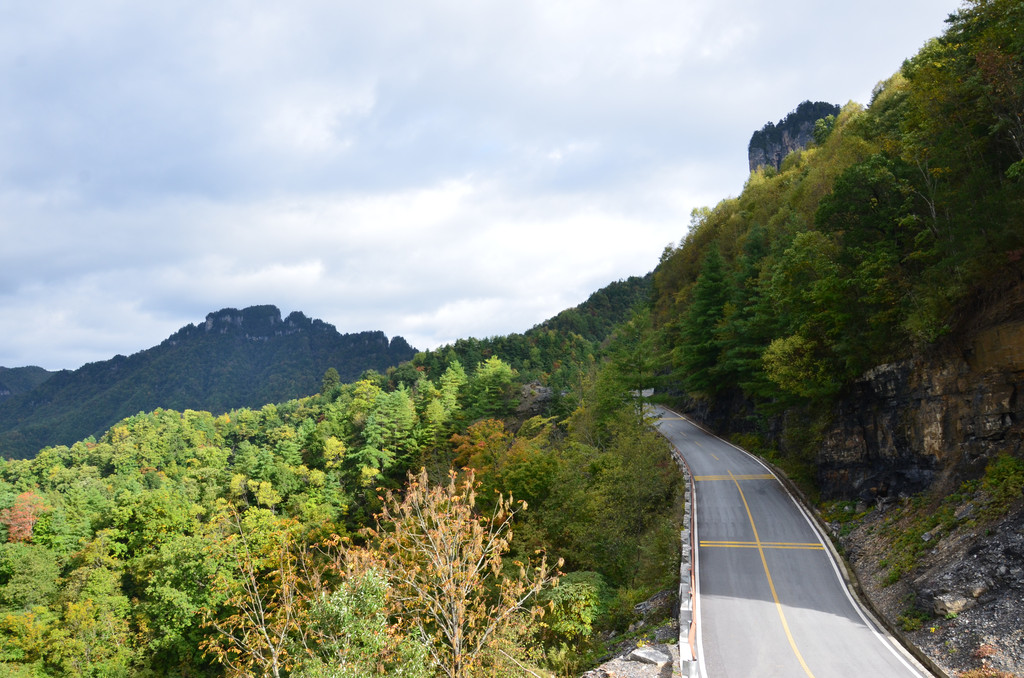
[701,540,824,551]
[726,469,819,678]
[695,473,774,481]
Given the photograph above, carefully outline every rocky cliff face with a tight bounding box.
[818,268,1024,501]
[819,267,1024,676]
[748,100,840,172]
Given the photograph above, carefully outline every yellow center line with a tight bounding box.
[701,540,824,550]
[728,469,817,678]
[695,474,774,481]
[711,453,720,461]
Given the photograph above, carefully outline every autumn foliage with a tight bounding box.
[0,491,47,542]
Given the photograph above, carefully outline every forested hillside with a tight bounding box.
[0,344,681,677]
[648,0,1023,456]
[406,275,652,414]
[643,4,1024,672]
[0,306,416,460]
[0,368,54,401]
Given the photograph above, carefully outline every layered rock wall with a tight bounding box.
[818,272,1024,500]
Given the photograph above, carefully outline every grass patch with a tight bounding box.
[877,492,960,586]
[820,500,872,537]
[874,452,1023,586]
[980,453,1024,519]
[898,607,931,632]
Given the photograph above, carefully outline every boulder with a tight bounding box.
[627,646,672,667]
[934,593,975,617]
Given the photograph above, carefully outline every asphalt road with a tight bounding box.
[653,406,934,678]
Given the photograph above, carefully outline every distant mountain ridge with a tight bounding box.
[0,305,416,459]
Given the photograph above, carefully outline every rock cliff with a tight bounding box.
[748,100,840,172]
[818,266,1024,501]
[820,265,1024,677]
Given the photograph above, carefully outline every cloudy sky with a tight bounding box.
[2,0,962,370]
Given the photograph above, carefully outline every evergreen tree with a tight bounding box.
[675,243,730,397]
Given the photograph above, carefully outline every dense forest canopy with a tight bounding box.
[0,276,679,677]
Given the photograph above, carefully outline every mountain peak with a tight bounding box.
[0,307,417,459]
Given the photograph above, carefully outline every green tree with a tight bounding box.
[467,357,519,420]
[135,533,221,672]
[355,385,420,481]
[676,243,731,397]
[813,114,836,145]
[294,569,432,678]
[438,360,468,420]
[320,368,341,397]
[49,530,136,677]
[0,543,61,611]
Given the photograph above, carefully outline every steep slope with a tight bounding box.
[0,305,415,459]
[642,2,1024,673]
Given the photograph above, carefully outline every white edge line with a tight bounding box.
[654,406,707,678]
[788,490,931,677]
[692,468,707,678]
[664,406,932,678]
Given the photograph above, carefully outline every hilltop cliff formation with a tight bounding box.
[748,100,840,172]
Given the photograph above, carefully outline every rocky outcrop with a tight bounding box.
[517,381,553,418]
[820,266,1024,674]
[580,590,680,678]
[748,100,840,172]
[841,499,1024,677]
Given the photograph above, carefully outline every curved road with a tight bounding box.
[653,406,934,678]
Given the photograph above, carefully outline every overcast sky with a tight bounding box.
[1,0,963,370]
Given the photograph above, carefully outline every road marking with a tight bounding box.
[657,405,929,678]
[711,453,719,461]
[694,473,774,481]
[729,470,817,678]
[701,540,824,550]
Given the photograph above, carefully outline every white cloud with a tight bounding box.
[0,0,964,369]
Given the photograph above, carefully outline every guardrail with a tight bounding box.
[670,441,699,678]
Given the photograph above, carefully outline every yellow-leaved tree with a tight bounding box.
[349,468,559,678]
